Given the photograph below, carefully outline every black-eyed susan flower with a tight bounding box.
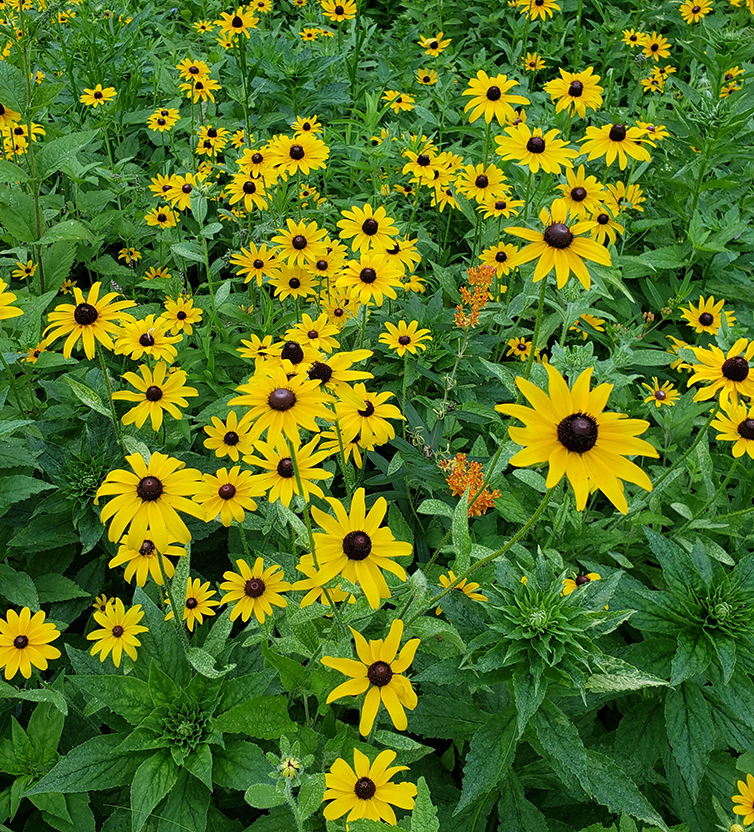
[321,0,356,19]
[114,314,181,363]
[292,553,355,607]
[322,620,420,735]
[642,378,680,408]
[176,58,210,81]
[495,124,577,174]
[224,171,268,211]
[378,320,432,357]
[680,0,712,23]
[230,242,280,285]
[220,557,290,623]
[418,31,451,56]
[641,31,671,61]
[80,84,117,107]
[505,198,612,289]
[689,339,754,408]
[193,19,215,32]
[112,362,198,432]
[144,267,172,281]
[338,252,404,306]
[319,427,370,468]
[462,70,530,125]
[196,124,230,156]
[336,382,404,446]
[108,537,185,586]
[496,364,658,513]
[507,337,536,361]
[149,173,178,199]
[285,312,340,353]
[162,295,203,335]
[254,0,273,12]
[93,595,111,613]
[166,577,220,631]
[237,333,280,368]
[21,340,47,364]
[268,132,329,175]
[166,173,201,211]
[87,599,148,667]
[229,365,334,443]
[324,749,416,824]
[306,351,373,392]
[712,403,754,459]
[640,75,664,94]
[604,181,645,214]
[60,279,77,294]
[680,295,735,335]
[0,608,60,680]
[179,77,222,103]
[401,149,438,185]
[562,572,601,594]
[383,236,421,275]
[0,278,23,321]
[145,205,178,229]
[245,436,332,505]
[477,196,524,219]
[543,67,603,117]
[337,203,399,253]
[622,28,645,47]
[12,259,36,280]
[270,265,317,300]
[518,0,560,18]
[523,52,546,72]
[416,67,438,85]
[436,570,488,615]
[479,242,518,278]
[272,218,328,267]
[96,452,203,550]
[194,466,259,526]
[570,313,606,340]
[203,410,257,461]
[455,162,509,203]
[217,6,259,37]
[118,247,142,266]
[556,165,606,217]
[382,90,415,113]
[309,488,410,609]
[636,121,669,142]
[43,282,135,359]
[290,115,322,137]
[0,104,21,128]
[300,26,319,40]
[147,107,180,132]
[582,206,624,245]
[579,123,653,169]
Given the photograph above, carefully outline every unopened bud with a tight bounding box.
[279,757,300,778]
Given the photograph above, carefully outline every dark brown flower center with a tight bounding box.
[571,187,587,201]
[722,356,749,382]
[343,530,372,560]
[568,80,584,97]
[289,144,305,160]
[557,413,598,453]
[14,635,28,649]
[738,419,754,440]
[423,75,430,82]
[316,259,328,270]
[176,310,187,320]
[253,258,264,269]
[495,200,506,209]
[398,335,411,345]
[277,457,295,478]
[335,3,344,11]
[182,183,192,193]
[654,389,667,400]
[486,85,501,101]
[597,213,609,225]
[139,540,156,558]
[186,597,198,609]
[307,330,319,340]
[137,476,163,501]
[139,333,155,347]
[292,235,307,250]
[251,152,263,163]
[544,223,573,249]
[362,218,379,235]
[189,66,199,74]
[207,127,217,138]
[94,91,103,99]
[416,153,430,166]
[243,181,256,194]
[609,124,627,142]
[245,578,265,597]
[517,342,527,351]
[289,277,301,289]
[232,15,243,26]
[475,174,489,188]
[161,109,169,115]
[157,118,166,126]
[355,777,376,800]
[698,312,714,326]
[526,136,546,153]
[308,361,333,384]
[281,341,304,364]
[574,574,591,586]
[157,212,167,222]
[360,267,377,284]
[145,385,162,401]
[268,388,296,411]
[112,625,124,637]
[74,302,99,325]
[219,483,236,500]
[367,660,393,686]
[692,4,700,11]
[224,430,239,446]
[358,401,375,417]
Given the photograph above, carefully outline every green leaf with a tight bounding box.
[454,707,518,816]
[0,159,29,184]
[243,783,286,809]
[38,220,93,245]
[133,587,190,686]
[405,617,464,656]
[183,743,213,791]
[644,528,706,596]
[191,194,208,225]
[0,478,56,520]
[299,772,326,820]
[211,740,270,791]
[74,676,153,725]
[0,564,40,608]
[670,630,711,685]
[186,646,236,679]
[409,694,488,740]
[411,776,439,832]
[0,62,28,112]
[64,376,111,419]
[512,662,545,734]
[586,655,668,694]
[35,574,88,604]
[35,131,98,181]
[130,749,180,832]
[451,486,471,573]
[148,660,178,708]
[497,771,548,832]
[214,280,231,307]
[157,769,210,832]
[214,695,294,740]
[416,499,454,518]
[533,699,588,791]
[665,681,714,799]
[276,501,308,539]
[170,242,205,263]
[0,679,67,714]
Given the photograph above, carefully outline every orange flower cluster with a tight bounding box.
[441,453,501,517]
[454,265,495,329]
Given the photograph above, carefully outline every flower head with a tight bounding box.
[244,436,333,505]
[712,403,754,458]
[494,124,577,174]
[87,599,148,667]
[166,578,220,631]
[733,773,754,825]
[194,466,259,526]
[0,608,61,680]
[80,84,117,107]
[462,70,530,125]
[108,537,186,586]
[203,410,258,461]
[220,557,291,623]
[378,320,432,357]
[0,278,23,321]
[579,123,653,169]
[689,339,754,409]
[680,295,735,335]
[543,67,603,117]
[337,204,399,253]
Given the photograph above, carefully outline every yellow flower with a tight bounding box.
[378,320,432,356]
[321,0,356,20]
[12,259,36,280]
[337,203,399,253]
[147,107,180,132]
[112,362,198,432]
[216,6,259,37]
[712,402,754,458]
[494,123,577,174]
[224,172,268,210]
[144,267,172,281]
[641,31,671,61]
[179,77,222,103]
[292,553,355,607]
[570,313,606,340]
[0,608,60,680]
[108,537,186,586]
[680,295,735,335]
[194,466,259,526]
[416,68,438,85]
[245,436,333,505]
[622,28,645,47]
[689,339,754,409]
[518,0,560,18]
[507,337,536,362]
[165,578,220,631]
[176,58,211,81]
[220,557,291,623]
[336,382,404,447]
[523,51,546,71]
[543,67,603,117]
[436,570,487,615]
[267,132,329,176]
[338,252,404,306]
[0,278,23,321]
[285,312,340,354]
[732,773,754,825]
[455,162,509,203]
[80,84,117,107]
[680,0,712,23]
[579,123,653,169]
[86,599,148,667]
[382,90,415,113]
[162,295,203,335]
[642,378,680,408]
[145,205,178,229]
[462,70,530,125]
[203,410,258,461]
[230,242,281,286]
[272,218,328,267]
[562,572,601,595]
[114,314,182,363]
[417,31,451,56]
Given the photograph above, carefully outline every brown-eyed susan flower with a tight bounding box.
[336,382,404,447]
[108,537,185,586]
[309,488,410,609]
[518,0,560,18]
[479,242,518,278]
[337,204,399,253]
[436,570,488,615]
[166,173,201,211]
[622,28,645,47]
[144,267,172,281]
[229,365,334,443]
[732,774,754,825]
[689,339,754,408]
[300,27,320,40]
[224,172,268,211]
[270,265,316,300]
[0,104,21,128]
[462,70,530,125]
[523,52,546,71]
[418,31,451,56]
[193,19,216,32]
[21,341,47,364]
[642,378,680,408]
[505,198,612,290]
[194,466,259,526]
[712,403,754,458]
[290,115,322,136]
[640,75,664,94]
[112,362,198,432]
[495,124,577,174]
[581,206,624,245]
[244,436,333,505]
[43,282,135,359]
[556,165,606,217]
[416,67,438,85]
[217,6,259,37]
[477,196,524,219]
[382,90,415,112]
[196,124,230,156]
[272,218,328,267]
[496,364,658,513]
[230,242,281,285]
[321,0,356,19]
[268,132,329,176]
[145,205,178,229]
[680,295,735,335]
[114,314,181,363]
[570,313,606,340]
[80,84,117,107]
[149,173,178,199]
[401,149,438,185]
[176,58,210,81]
[562,572,601,594]
[378,320,432,357]
[543,67,603,117]
[604,181,645,214]
[93,595,111,613]
[680,0,712,23]
[179,77,222,103]
[292,553,355,607]
[166,578,220,631]
[0,608,60,680]
[118,248,142,266]
[87,599,148,667]
[220,557,290,623]
[383,236,421,275]
[12,259,36,280]
[338,252,404,306]
[507,337,536,362]
[324,749,416,824]
[0,278,23,321]
[203,410,257,461]
[237,333,280,367]
[96,452,203,550]
[306,351,373,392]
[455,162,508,203]
[286,312,340,353]
[147,107,180,132]
[579,123,653,169]
[322,619,420,735]
[641,31,671,61]
[59,279,77,294]
[162,295,203,335]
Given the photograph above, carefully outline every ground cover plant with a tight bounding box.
[0,0,752,829]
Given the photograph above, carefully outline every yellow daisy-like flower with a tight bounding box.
[114,314,182,363]
[237,333,280,367]
[477,196,524,219]
[80,84,117,107]
[166,577,220,631]
[556,165,606,217]
[518,0,560,19]
[216,6,259,37]
[21,341,47,364]
[43,282,135,359]
[338,252,404,306]
[603,181,645,214]
[193,19,215,32]
[382,90,415,113]
[286,312,340,353]
[108,537,185,586]
[203,410,257,461]
[496,364,658,513]
[579,123,653,169]
[336,382,405,446]
[230,242,281,286]
[581,206,624,245]
[194,466,259,527]
[505,198,612,290]
[92,594,111,613]
[59,278,78,294]
[543,67,603,117]
[145,205,178,229]
[86,599,148,668]
[95,452,203,551]
[225,172,269,211]
[290,115,323,136]
[245,436,333,505]
[461,70,530,125]
[436,570,487,615]
[220,557,290,623]
[680,295,735,335]
[570,313,606,340]
[378,321,432,357]
[732,774,754,825]
[270,265,317,300]
[12,259,36,280]
[117,248,142,266]
[0,104,21,128]
[324,749,416,824]
[0,608,61,680]
[337,204,399,253]
[416,68,438,85]
[162,295,203,335]
[229,365,334,443]
[479,242,518,279]
[523,52,546,71]
[0,278,23,321]
[292,553,355,607]
[507,337,535,362]
[712,403,754,459]
[305,350,373,392]
[147,107,180,132]
[455,162,509,204]
[322,619,420,735]
[688,338,754,409]
[495,123,577,175]
[418,31,451,56]
[642,378,680,408]
[622,28,645,47]
[144,267,172,281]
[112,362,198,432]
[179,77,222,103]
[267,132,329,176]
[680,0,712,23]
[641,31,671,61]
[562,572,601,595]
[176,58,211,82]
[166,172,201,211]
[272,218,328,267]
[321,0,357,20]
[309,488,411,609]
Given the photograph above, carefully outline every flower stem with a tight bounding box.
[97,349,127,456]
[154,551,190,651]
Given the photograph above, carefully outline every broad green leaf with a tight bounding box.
[183,742,213,791]
[0,564,40,608]
[451,486,471,573]
[411,776,439,832]
[186,646,236,679]
[214,280,231,307]
[497,771,548,832]
[0,61,28,112]
[148,660,178,708]
[373,730,433,764]
[0,679,67,715]
[586,655,667,694]
[133,587,190,686]
[35,131,98,181]
[416,499,454,518]
[0,159,28,183]
[171,242,205,263]
[212,740,270,791]
[670,630,711,685]
[214,695,294,740]
[157,769,210,832]
[64,376,111,419]
[130,749,180,832]
[0,478,56,520]
[512,662,545,734]
[38,220,93,245]
[298,772,326,820]
[243,782,286,809]
[35,574,88,604]
[73,676,153,726]
[665,681,715,799]
[533,699,588,791]
[409,694,488,740]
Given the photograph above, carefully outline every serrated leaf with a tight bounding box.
[665,681,714,799]
[0,564,40,608]
[130,749,180,832]
[64,376,111,418]
[74,676,153,725]
[171,242,205,263]
[243,782,286,809]
[214,695,294,739]
[299,772,326,820]
[586,655,667,693]
[411,776,439,832]
[452,486,471,573]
